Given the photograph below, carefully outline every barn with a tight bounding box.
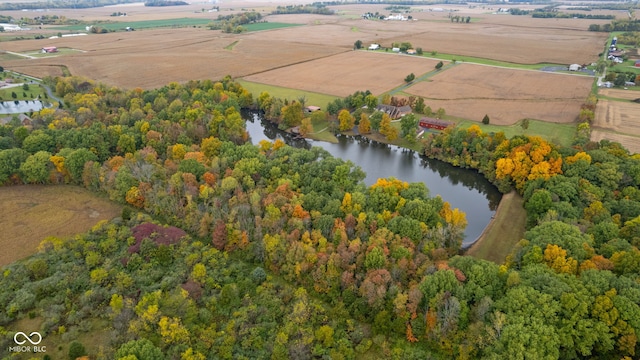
[41,46,58,53]
[419,117,454,131]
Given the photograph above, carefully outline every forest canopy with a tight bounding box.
[0,75,639,359]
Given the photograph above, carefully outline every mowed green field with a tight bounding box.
[0,185,122,268]
[238,79,338,110]
[243,22,303,31]
[455,118,576,147]
[55,17,212,31]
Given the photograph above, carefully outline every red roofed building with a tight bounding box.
[419,117,453,131]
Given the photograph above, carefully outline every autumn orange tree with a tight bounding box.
[495,136,563,193]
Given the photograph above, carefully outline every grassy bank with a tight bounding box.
[455,118,575,147]
[465,191,526,264]
[237,79,338,110]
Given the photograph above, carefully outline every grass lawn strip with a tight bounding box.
[465,191,526,264]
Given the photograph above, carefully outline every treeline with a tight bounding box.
[0,0,139,10]
[0,75,639,359]
[145,0,188,6]
[207,12,262,33]
[510,7,615,19]
[532,11,615,19]
[589,19,640,32]
[271,4,334,15]
[17,15,83,26]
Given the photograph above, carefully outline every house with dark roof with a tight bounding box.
[376,104,412,119]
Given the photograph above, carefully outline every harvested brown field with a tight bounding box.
[0,185,121,267]
[591,130,640,155]
[406,63,594,124]
[2,27,346,89]
[599,88,640,101]
[244,51,441,97]
[593,98,640,154]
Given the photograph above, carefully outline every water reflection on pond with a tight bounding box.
[244,113,502,247]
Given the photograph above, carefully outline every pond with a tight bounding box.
[0,100,46,114]
[244,113,503,247]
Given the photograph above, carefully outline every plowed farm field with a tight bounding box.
[406,63,594,125]
[1,27,347,89]
[244,51,441,97]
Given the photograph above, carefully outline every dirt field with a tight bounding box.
[245,51,441,97]
[593,96,640,154]
[1,27,346,88]
[406,63,594,124]
[0,2,607,87]
[0,185,121,268]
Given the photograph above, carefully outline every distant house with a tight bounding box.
[406,49,417,55]
[368,44,380,50]
[41,46,58,53]
[635,60,640,68]
[304,105,321,113]
[376,104,412,119]
[569,64,581,71]
[419,117,453,131]
[392,47,400,52]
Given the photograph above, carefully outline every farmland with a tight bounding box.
[593,90,640,154]
[0,1,624,140]
[245,51,442,97]
[405,63,594,125]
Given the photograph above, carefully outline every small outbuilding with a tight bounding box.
[635,60,640,68]
[304,106,321,113]
[41,46,58,53]
[368,44,380,50]
[569,64,581,71]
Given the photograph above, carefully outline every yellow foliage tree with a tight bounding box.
[158,316,190,345]
[358,113,371,134]
[544,244,578,274]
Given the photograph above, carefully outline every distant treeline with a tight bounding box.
[0,0,139,10]
[532,12,615,19]
[144,0,188,6]
[271,4,334,15]
[510,7,614,19]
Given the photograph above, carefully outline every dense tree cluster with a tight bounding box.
[0,74,639,358]
[421,122,640,357]
[0,76,471,358]
[207,12,262,33]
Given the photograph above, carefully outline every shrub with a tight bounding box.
[68,341,87,359]
[482,114,490,124]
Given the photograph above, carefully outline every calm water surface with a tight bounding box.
[245,113,502,247]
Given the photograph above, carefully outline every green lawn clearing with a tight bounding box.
[55,18,211,31]
[455,118,575,147]
[243,22,302,31]
[237,80,338,110]
[465,191,526,264]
